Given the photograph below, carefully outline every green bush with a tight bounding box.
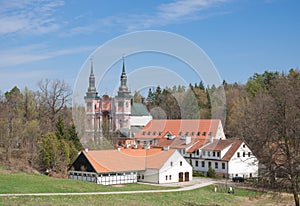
[207,166,216,178]
[193,171,205,177]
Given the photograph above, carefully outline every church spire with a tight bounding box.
[122,56,126,75]
[120,56,127,88]
[86,57,98,97]
[117,56,130,97]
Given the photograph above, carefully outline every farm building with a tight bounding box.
[68,147,192,185]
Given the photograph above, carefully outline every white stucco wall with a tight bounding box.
[130,116,152,127]
[158,150,193,183]
[227,144,259,178]
[139,169,159,184]
[190,159,227,175]
[216,122,226,139]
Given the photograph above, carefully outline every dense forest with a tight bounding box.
[0,70,299,204]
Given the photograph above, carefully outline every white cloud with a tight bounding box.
[0,0,64,35]
[63,0,231,36]
[0,44,95,68]
[158,0,229,20]
[106,0,223,32]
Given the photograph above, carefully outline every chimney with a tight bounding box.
[209,133,213,143]
[163,146,170,151]
[186,136,191,145]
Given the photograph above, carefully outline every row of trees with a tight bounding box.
[139,82,213,120]
[0,79,79,175]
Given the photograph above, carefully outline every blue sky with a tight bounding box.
[1,0,299,94]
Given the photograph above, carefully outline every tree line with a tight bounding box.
[0,79,80,176]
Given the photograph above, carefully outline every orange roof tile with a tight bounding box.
[155,137,199,149]
[221,140,243,161]
[201,140,233,151]
[187,139,209,153]
[82,148,176,173]
[83,151,110,173]
[135,119,221,139]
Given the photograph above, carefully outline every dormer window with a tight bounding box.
[142,131,146,135]
[178,131,182,136]
[147,131,151,135]
[191,132,194,136]
[197,132,201,136]
[185,132,189,136]
[153,131,156,135]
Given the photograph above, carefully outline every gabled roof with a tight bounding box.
[155,137,199,149]
[221,140,243,161]
[201,139,233,151]
[83,151,110,173]
[135,119,221,139]
[185,139,244,161]
[187,139,210,153]
[80,148,176,173]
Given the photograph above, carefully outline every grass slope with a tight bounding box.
[0,186,282,206]
[0,171,176,194]
[0,170,293,206]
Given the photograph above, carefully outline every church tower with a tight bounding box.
[84,59,101,143]
[113,57,132,132]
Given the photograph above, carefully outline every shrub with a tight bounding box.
[193,171,205,177]
[207,166,216,178]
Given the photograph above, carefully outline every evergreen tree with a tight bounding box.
[55,116,67,140]
[68,124,82,151]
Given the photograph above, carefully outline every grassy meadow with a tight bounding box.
[0,171,177,194]
[0,169,294,206]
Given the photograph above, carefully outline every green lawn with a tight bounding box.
[0,171,176,194]
[0,185,261,206]
[0,170,292,206]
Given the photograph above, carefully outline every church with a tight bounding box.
[84,58,152,145]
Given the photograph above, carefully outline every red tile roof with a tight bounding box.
[135,119,221,139]
[201,140,233,151]
[154,137,199,149]
[82,148,176,173]
[187,139,210,153]
[185,139,244,161]
[221,140,243,161]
